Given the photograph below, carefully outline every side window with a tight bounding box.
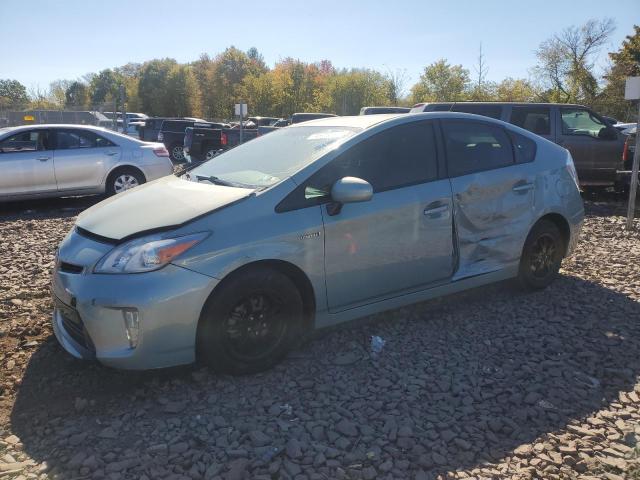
[442,120,514,177]
[276,121,439,212]
[510,106,550,135]
[0,130,50,153]
[452,104,502,119]
[561,108,606,138]
[95,134,116,147]
[56,130,96,150]
[508,131,537,164]
[308,121,438,195]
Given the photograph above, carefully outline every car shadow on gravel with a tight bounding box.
[9,274,640,479]
[0,195,103,220]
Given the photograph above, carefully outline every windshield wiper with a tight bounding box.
[194,174,254,189]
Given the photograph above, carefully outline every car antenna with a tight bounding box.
[449,102,456,112]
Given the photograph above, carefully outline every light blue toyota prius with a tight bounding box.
[52,112,584,373]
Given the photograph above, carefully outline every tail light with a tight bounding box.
[157,132,164,142]
[221,132,227,146]
[565,150,579,188]
[153,147,169,157]
[623,135,630,163]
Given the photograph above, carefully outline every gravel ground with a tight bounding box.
[1,194,640,480]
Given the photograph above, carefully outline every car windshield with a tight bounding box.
[190,125,360,189]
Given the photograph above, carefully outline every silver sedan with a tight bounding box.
[0,124,173,201]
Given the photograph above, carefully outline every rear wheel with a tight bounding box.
[518,220,564,290]
[197,267,303,374]
[106,168,145,196]
[170,143,185,162]
[204,148,219,161]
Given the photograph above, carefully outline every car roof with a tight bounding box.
[292,111,530,131]
[415,101,588,108]
[0,123,113,134]
[289,114,401,129]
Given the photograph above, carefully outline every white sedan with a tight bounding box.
[0,124,173,201]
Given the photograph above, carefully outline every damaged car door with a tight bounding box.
[316,120,454,311]
[441,119,536,278]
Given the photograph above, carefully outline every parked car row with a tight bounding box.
[1,102,635,203]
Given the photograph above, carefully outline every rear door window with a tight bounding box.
[55,130,97,149]
[508,131,537,163]
[442,120,514,177]
[452,104,502,119]
[510,106,551,135]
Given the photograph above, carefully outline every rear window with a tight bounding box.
[442,120,514,176]
[508,131,537,163]
[451,104,503,119]
[162,121,190,132]
[510,106,551,135]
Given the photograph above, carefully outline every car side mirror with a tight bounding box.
[598,126,618,141]
[326,177,373,216]
[331,177,373,204]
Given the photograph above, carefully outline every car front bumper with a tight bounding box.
[52,231,218,369]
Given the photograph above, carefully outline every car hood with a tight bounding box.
[76,175,253,241]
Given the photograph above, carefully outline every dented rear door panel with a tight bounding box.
[450,164,536,279]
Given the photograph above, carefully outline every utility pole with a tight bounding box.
[119,84,127,134]
[625,77,640,229]
[626,99,640,229]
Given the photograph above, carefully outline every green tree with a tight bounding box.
[319,69,389,115]
[65,81,89,107]
[410,59,470,103]
[494,78,540,102]
[534,18,615,104]
[0,79,29,108]
[165,65,201,117]
[598,25,640,121]
[209,47,268,118]
[89,69,123,104]
[138,58,177,115]
[48,80,72,107]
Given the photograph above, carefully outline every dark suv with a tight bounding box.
[410,102,626,188]
[158,119,214,162]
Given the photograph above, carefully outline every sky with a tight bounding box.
[1,0,638,95]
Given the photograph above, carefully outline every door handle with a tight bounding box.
[105,151,118,156]
[512,183,534,192]
[424,205,449,215]
[37,156,50,162]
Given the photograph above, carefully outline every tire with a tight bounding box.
[518,219,564,291]
[197,266,304,374]
[204,148,219,161]
[106,168,145,196]
[170,143,185,162]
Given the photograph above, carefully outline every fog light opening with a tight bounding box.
[122,309,140,349]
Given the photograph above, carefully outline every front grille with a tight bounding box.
[55,299,95,353]
[59,261,83,274]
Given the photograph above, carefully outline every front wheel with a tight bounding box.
[518,220,564,290]
[197,267,304,374]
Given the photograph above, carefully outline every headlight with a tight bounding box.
[94,232,209,274]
